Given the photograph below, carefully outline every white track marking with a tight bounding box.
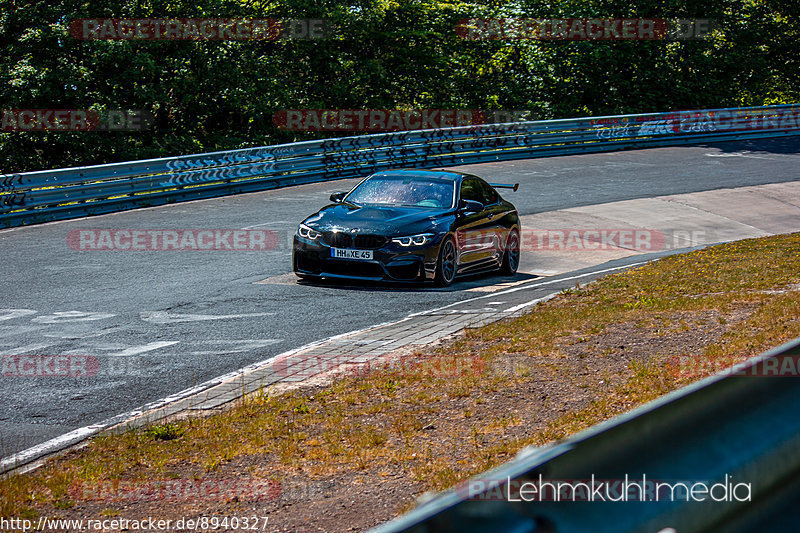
[705,151,775,160]
[140,311,275,324]
[42,327,124,340]
[505,294,560,313]
[0,325,45,339]
[2,342,58,355]
[105,341,179,357]
[240,221,291,229]
[186,339,283,355]
[0,309,37,322]
[32,311,116,324]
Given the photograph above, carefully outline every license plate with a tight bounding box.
[331,248,373,260]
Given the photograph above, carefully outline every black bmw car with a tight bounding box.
[292,169,521,286]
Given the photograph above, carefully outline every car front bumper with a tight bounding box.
[292,235,443,282]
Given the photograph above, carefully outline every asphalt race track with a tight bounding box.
[1,137,799,459]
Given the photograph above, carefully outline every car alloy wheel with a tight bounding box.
[500,229,520,275]
[435,236,457,287]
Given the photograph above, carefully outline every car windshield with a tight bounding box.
[345,175,455,208]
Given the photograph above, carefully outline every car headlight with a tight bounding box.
[297,223,322,240]
[392,233,434,247]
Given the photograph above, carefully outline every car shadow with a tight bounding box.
[295,271,540,292]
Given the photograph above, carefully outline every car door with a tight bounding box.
[477,179,514,264]
[455,178,500,268]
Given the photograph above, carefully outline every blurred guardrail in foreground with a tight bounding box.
[370,336,800,533]
[2,104,799,228]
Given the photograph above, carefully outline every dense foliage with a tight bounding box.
[1,0,797,172]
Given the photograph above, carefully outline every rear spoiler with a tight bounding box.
[490,182,519,192]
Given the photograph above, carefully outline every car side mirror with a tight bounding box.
[330,192,347,203]
[459,199,483,214]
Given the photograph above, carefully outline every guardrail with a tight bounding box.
[369,335,800,533]
[2,104,799,228]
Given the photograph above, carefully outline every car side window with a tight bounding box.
[460,179,484,204]
[478,179,499,205]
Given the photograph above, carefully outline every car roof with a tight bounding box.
[370,168,469,181]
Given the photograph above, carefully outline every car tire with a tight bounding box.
[434,236,457,287]
[500,229,520,276]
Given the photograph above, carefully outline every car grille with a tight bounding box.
[323,232,387,249]
[354,235,387,249]
[323,232,353,248]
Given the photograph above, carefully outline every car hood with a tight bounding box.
[303,203,453,236]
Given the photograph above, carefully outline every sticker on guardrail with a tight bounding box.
[589,109,800,140]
